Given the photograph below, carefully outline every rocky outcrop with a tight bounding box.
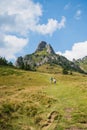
[35,41,47,52]
[35,41,55,54]
[46,44,55,54]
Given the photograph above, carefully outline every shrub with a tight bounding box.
[62,68,68,74]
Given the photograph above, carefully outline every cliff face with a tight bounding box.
[15,41,85,73]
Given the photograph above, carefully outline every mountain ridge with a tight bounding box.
[15,41,86,74]
[74,56,87,72]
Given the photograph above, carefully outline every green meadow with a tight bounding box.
[0,66,87,130]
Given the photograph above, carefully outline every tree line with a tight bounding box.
[0,57,13,66]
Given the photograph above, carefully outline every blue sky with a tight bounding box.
[0,0,87,61]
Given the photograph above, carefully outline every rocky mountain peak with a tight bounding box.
[35,41,55,54]
[15,41,86,74]
[46,44,55,54]
[35,41,47,52]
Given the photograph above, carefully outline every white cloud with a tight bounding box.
[0,0,42,35]
[56,41,87,61]
[35,16,66,35]
[0,0,66,60]
[58,16,66,29]
[0,34,28,60]
[0,0,66,36]
[75,10,82,20]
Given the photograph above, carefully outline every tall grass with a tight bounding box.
[0,66,87,130]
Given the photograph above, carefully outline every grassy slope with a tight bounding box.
[0,66,87,130]
[75,59,87,72]
[36,63,62,74]
[79,62,87,72]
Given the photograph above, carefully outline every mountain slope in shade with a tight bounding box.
[15,41,86,74]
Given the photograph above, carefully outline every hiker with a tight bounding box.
[53,78,56,84]
[50,77,53,83]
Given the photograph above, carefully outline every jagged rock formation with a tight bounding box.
[35,41,55,54]
[15,41,86,73]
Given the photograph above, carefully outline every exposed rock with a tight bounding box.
[35,41,47,52]
[46,44,55,54]
[35,41,55,54]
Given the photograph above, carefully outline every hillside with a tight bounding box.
[75,56,87,72]
[36,63,62,74]
[0,66,87,130]
[15,41,85,74]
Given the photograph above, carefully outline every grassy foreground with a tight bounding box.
[0,66,87,130]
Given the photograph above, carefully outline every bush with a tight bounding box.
[62,68,68,74]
